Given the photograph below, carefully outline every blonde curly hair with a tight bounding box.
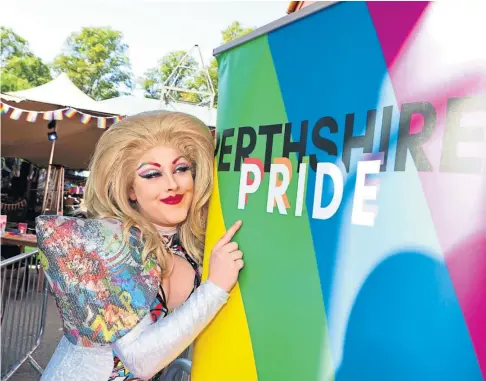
[83,111,214,275]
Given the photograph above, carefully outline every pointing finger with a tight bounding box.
[214,220,242,249]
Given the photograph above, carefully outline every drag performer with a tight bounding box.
[36,111,244,380]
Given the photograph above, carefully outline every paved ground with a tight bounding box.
[2,268,62,381]
[8,296,62,381]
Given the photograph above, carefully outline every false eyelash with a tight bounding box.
[139,170,161,179]
[175,165,192,173]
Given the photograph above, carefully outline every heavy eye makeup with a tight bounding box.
[138,169,161,179]
[137,162,162,179]
[136,162,193,179]
[172,155,193,175]
[174,163,192,174]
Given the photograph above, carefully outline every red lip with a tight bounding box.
[160,194,184,205]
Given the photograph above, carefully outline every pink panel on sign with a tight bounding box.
[368,1,486,376]
[366,1,429,68]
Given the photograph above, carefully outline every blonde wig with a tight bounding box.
[83,111,214,275]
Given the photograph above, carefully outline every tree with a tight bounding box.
[189,21,254,107]
[141,50,198,100]
[52,27,132,100]
[183,58,218,106]
[0,27,52,92]
[1,27,30,64]
[139,21,253,107]
[221,21,254,44]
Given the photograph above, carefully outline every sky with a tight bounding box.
[2,0,287,79]
[0,0,289,76]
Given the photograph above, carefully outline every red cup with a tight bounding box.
[18,223,27,234]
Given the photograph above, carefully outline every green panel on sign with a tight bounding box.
[215,35,333,381]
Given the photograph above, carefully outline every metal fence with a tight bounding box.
[1,249,49,381]
[0,249,193,381]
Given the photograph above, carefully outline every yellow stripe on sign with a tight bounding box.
[191,165,258,381]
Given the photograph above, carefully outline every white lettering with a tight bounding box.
[312,163,343,220]
[238,163,262,210]
[351,160,381,226]
[267,163,291,214]
[295,163,307,216]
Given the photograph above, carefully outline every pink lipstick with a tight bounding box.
[160,194,183,205]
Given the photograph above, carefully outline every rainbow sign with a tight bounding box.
[192,2,486,381]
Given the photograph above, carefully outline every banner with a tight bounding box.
[193,2,485,381]
[0,101,125,128]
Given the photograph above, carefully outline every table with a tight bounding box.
[1,232,38,249]
[1,232,42,295]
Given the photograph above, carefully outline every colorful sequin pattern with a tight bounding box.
[108,232,202,381]
[109,296,166,381]
[35,216,160,347]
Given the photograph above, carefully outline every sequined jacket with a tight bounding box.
[36,215,228,381]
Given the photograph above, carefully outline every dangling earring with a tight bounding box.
[129,198,137,208]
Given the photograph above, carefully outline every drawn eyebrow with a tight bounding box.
[172,156,189,165]
[136,162,161,171]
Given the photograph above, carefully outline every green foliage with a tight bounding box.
[1,21,255,105]
[191,21,254,107]
[1,26,30,64]
[0,27,52,92]
[141,50,198,100]
[52,27,132,100]
[183,58,218,106]
[140,21,254,107]
[221,21,254,44]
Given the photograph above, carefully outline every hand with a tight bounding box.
[207,220,244,293]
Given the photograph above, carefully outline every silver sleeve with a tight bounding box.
[40,280,228,381]
[112,280,229,380]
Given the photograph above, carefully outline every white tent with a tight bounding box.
[1,74,118,169]
[5,73,111,114]
[1,74,217,169]
[98,94,218,128]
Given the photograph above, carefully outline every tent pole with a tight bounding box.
[41,140,56,213]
